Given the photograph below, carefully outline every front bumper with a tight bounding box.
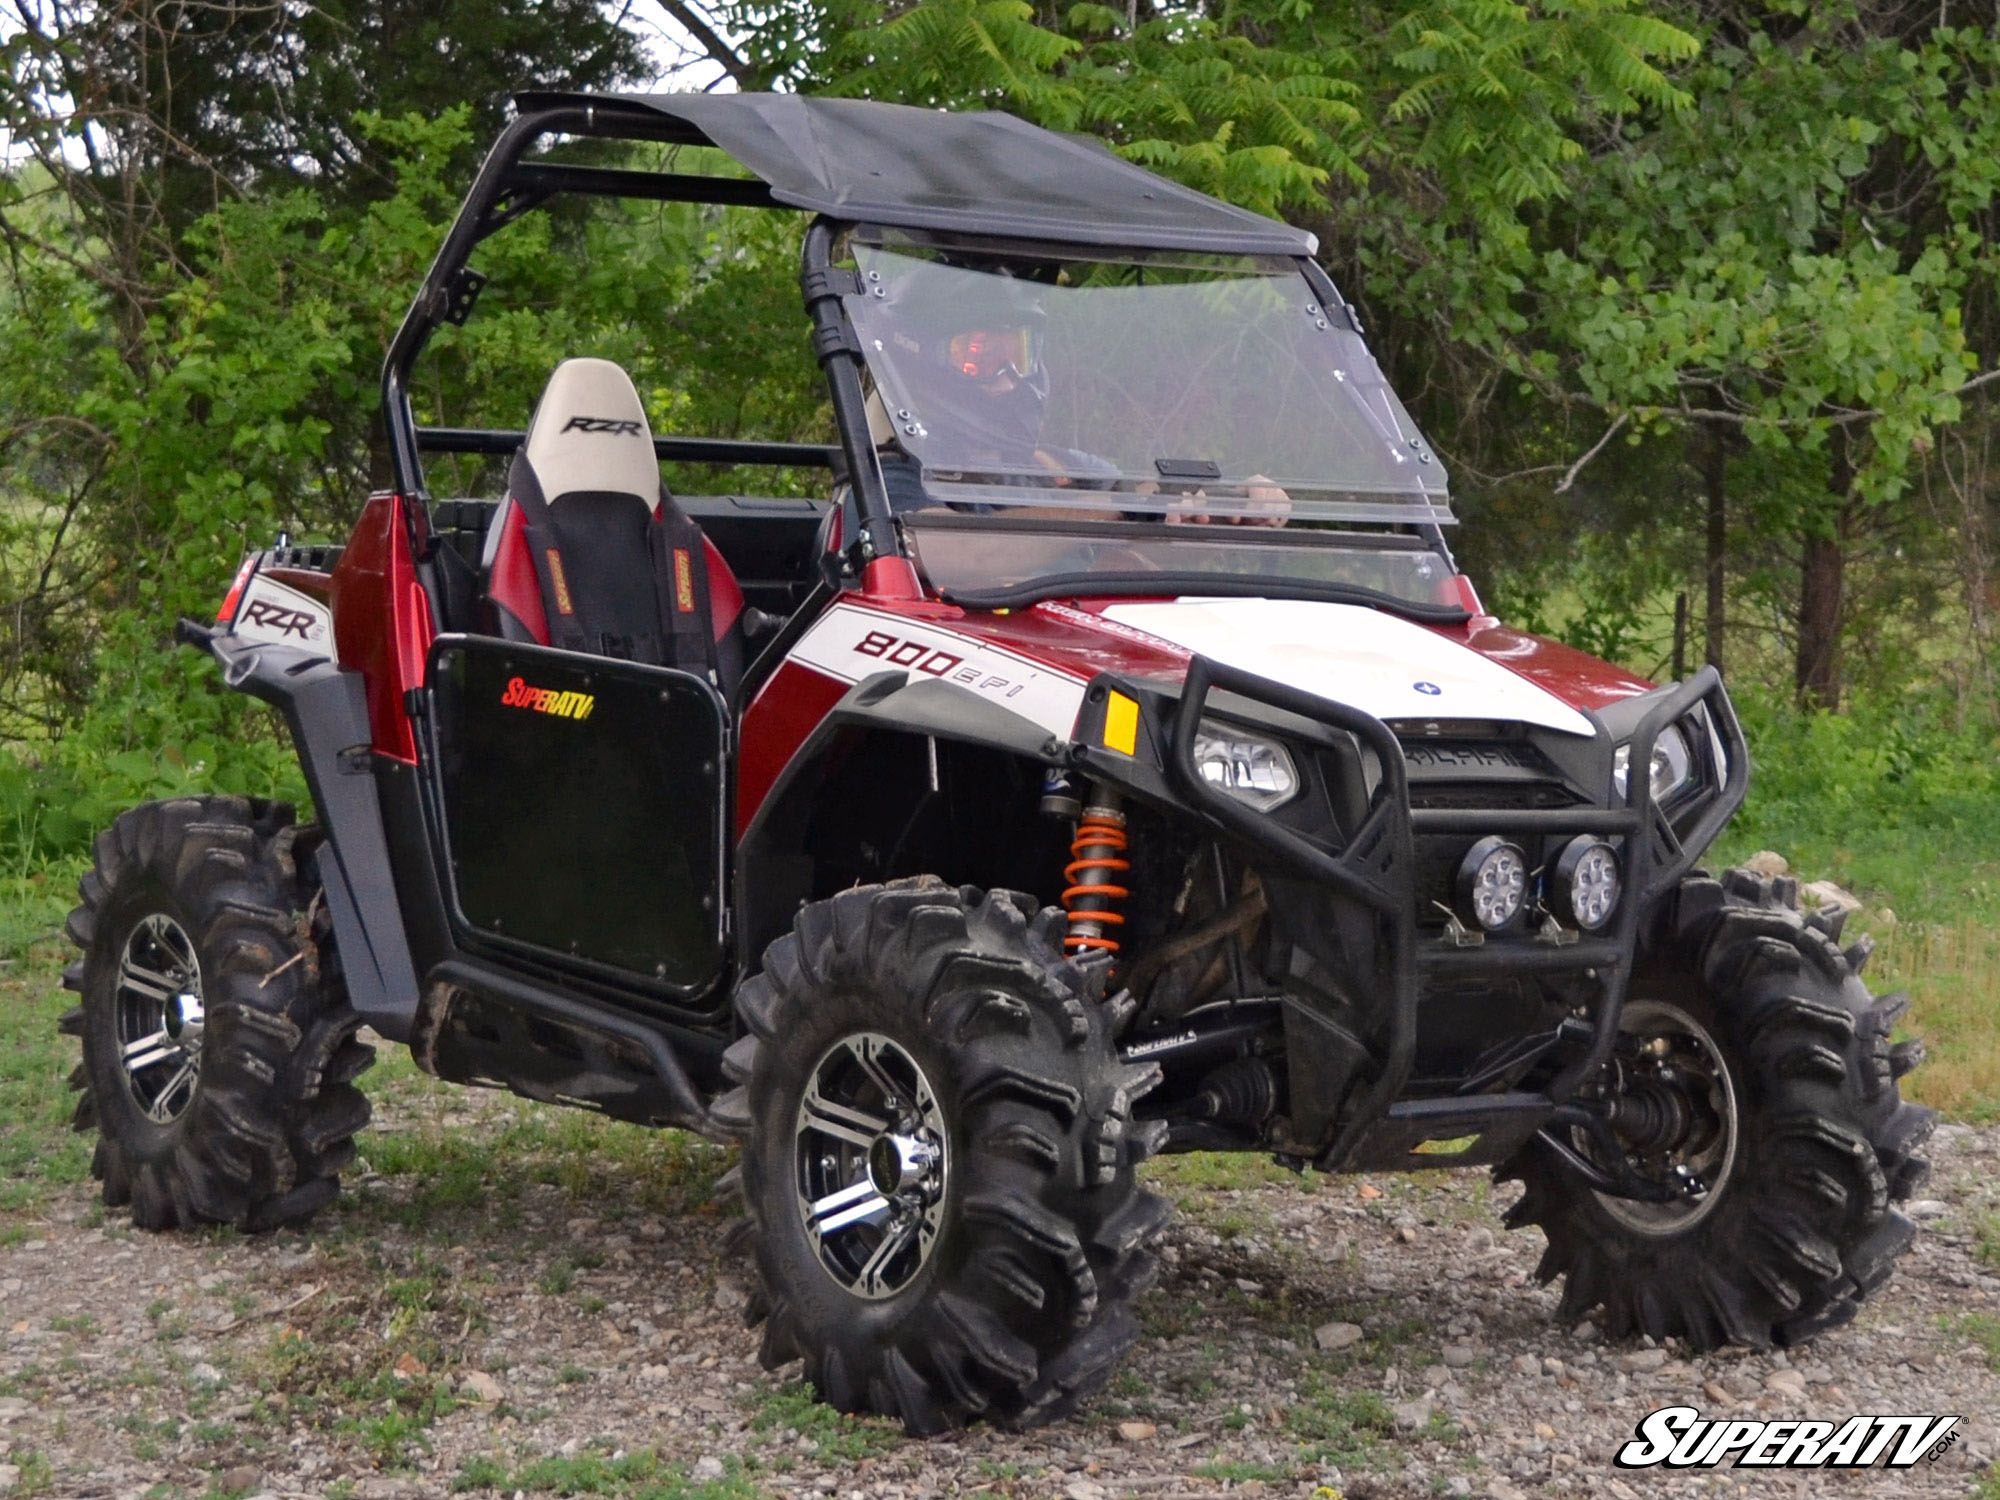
[1068,654,1750,1172]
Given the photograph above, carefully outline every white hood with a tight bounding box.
[1099,599,1595,736]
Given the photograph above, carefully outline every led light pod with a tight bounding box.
[1456,835,1528,932]
[1553,836,1622,931]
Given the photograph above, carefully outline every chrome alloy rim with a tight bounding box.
[1589,999,1739,1236]
[794,1032,950,1300]
[115,913,206,1125]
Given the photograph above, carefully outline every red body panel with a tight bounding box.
[330,493,435,764]
[485,503,547,642]
[736,659,851,837]
[259,566,335,603]
[1430,621,1655,711]
[947,600,1191,683]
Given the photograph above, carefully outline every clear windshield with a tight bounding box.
[847,237,1451,525]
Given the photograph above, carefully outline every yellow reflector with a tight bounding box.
[1103,692,1139,756]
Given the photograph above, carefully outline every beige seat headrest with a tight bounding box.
[523,358,660,509]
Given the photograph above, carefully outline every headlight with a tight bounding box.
[1613,724,1695,805]
[1191,720,1299,811]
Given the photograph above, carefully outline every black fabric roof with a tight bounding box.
[511,91,1318,257]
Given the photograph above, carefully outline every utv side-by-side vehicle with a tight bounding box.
[60,91,1934,1433]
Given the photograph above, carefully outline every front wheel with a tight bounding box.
[1498,869,1933,1348]
[711,878,1170,1434]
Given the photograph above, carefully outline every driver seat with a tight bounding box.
[483,358,744,688]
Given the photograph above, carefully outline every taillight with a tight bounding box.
[217,557,256,625]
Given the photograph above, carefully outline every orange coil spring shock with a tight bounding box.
[1062,799,1130,956]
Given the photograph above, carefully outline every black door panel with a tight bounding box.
[425,636,727,995]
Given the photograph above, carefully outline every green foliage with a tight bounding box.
[0,110,832,854]
[0,615,306,867]
[1717,681,2000,915]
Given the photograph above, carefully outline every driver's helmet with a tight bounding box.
[879,258,1051,466]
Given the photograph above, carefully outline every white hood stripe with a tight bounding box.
[1100,599,1594,736]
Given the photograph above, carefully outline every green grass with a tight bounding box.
[744,1382,898,1462]
[1282,1373,1397,1465]
[1977,1212,2000,1272]
[1946,1312,2000,1373]
[0,868,92,1216]
[1194,1459,1295,1482]
[452,1448,760,1498]
[1712,687,2000,1120]
[1144,1151,1317,1195]
[4,1449,56,1498]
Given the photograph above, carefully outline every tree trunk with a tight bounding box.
[1702,430,1727,672]
[1795,437,1856,711]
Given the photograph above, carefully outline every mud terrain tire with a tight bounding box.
[713,878,1170,1434]
[1498,868,1932,1348]
[61,796,373,1231]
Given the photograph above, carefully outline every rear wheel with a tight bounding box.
[61,796,373,1231]
[712,877,1171,1434]
[1498,869,1932,1348]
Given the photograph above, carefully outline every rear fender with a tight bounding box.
[176,619,422,1041]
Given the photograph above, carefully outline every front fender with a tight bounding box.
[734,669,1069,968]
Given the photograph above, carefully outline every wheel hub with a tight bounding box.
[794,1032,949,1300]
[1604,1075,1699,1155]
[164,990,206,1050]
[1582,999,1738,1236]
[114,913,205,1126]
[868,1131,940,1197]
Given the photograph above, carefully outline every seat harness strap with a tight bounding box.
[509,448,719,680]
[647,497,721,682]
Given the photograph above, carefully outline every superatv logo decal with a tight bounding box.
[1615,1406,1960,1470]
[500,676,596,721]
[790,605,1087,741]
[559,415,644,437]
[229,574,331,653]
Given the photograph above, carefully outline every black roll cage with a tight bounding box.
[380,99,898,558]
[378,96,1459,578]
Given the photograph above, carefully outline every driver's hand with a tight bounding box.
[1163,476,1292,527]
[1033,449,1074,487]
[1238,475,1292,527]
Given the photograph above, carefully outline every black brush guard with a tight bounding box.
[1165,656,1750,1175]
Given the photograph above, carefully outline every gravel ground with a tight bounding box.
[1,1073,1994,1500]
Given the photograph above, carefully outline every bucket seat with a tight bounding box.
[482,358,744,690]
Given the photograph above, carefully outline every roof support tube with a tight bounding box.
[801,218,900,567]
[382,108,562,497]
